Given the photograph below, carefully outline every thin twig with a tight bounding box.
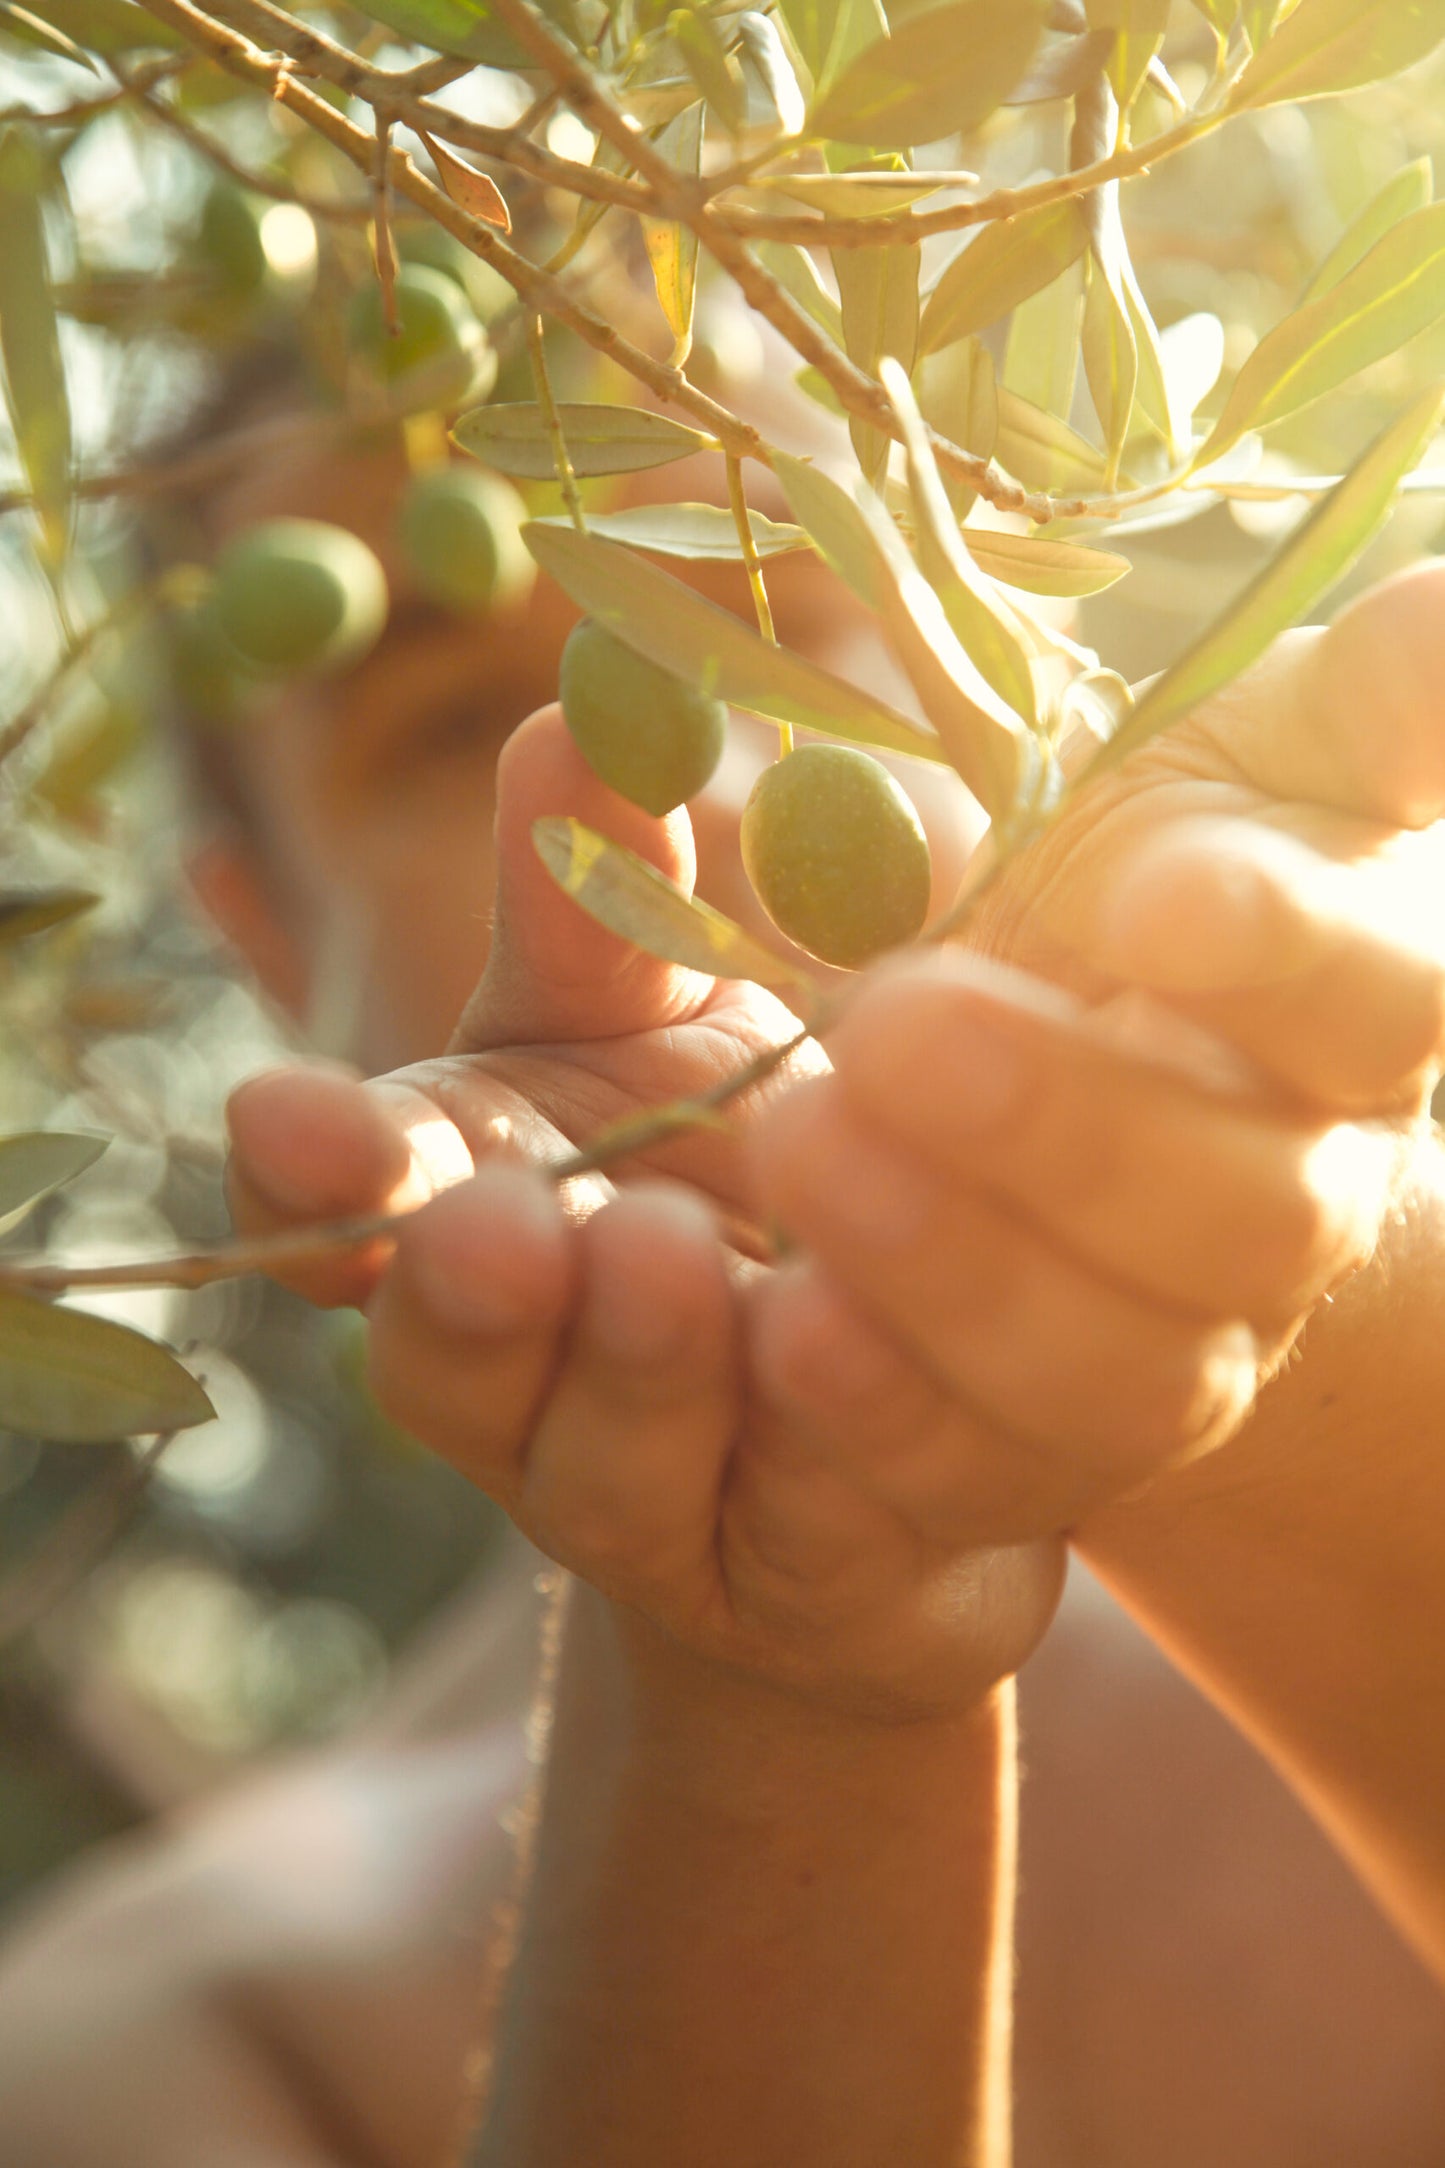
[725,452,789,754]
[527,313,585,534]
[119,64,371,220]
[372,112,400,334]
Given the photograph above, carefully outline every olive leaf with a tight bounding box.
[533,504,806,559]
[1002,256,1087,434]
[671,7,748,132]
[1089,385,1445,774]
[916,333,999,518]
[753,240,844,345]
[8,0,181,53]
[994,385,1111,492]
[778,0,886,96]
[453,403,715,477]
[0,129,72,566]
[962,527,1129,597]
[0,1290,214,1443]
[641,103,704,366]
[833,237,920,487]
[0,1132,107,1235]
[351,0,576,67]
[419,133,511,233]
[736,11,806,133]
[919,201,1089,358]
[811,0,1050,147]
[0,888,100,944]
[1302,156,1434,301]
[532,817,820,1007]
[1197,201,1445,465]
[1231,0,1445,108]
[771,452,1029,816]
[1083,245,1140,483]
[1083,0,1171,113]
[880,358,1038,725]
[748,170,970,215]
[523,521,947,766]
[0,1,100,68]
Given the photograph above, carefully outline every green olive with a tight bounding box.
[558,618,728,818]
[196,183,269,299]
[397,468,535,615]
[347,264,494,411]
[212,519,388,677]
[740,743,932,969]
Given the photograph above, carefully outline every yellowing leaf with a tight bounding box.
[811,0,1049,147]
[779,0,886,94]
[753,240,844,344]
[1198,200,1445,464]
[1091,386,1445,774]
[641,102,704,365]
[532,817,820,1006]
[1232,0,1445,107]
[419,131,511,232]
[920,201,1088,357]
[962,526,1129,597]
[1084,0,1171,111]
[0,1131,106,1234]
[0,1289,214,1443]
[994,385,1111,492]
[522,521,946,766]
[833,238,919,486]
[748,169,972,215]
[0,129,71,564]
[453,402,714,477]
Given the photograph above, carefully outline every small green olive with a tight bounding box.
[559,618,728,818]
[740,743,932,970]
[347,264,494,411]
[196,183,269,299]
[397,468,535,615]
[212,518,388,677]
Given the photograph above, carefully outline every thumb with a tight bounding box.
[452,704,714,1054]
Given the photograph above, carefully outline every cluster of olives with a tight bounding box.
[558,619,932,970]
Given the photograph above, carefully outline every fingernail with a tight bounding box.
[408,1172,562,1337]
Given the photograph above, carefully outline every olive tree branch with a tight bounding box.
[527,314,586,533]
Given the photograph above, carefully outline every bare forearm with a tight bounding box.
[471,1581,1015,2168]
[1077,1133,1445,1975]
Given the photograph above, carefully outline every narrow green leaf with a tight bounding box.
[1083,244,1139,483]
[881,357,1038,724]
[1084,0,1171,112]
[1303,156,1434,300]
[1091,386,1445,774]
[0,888,100,944]
[8,0,181,53]
[779,0,886,93]
[671,6,748,132]
[994,385,1111,492]
[533,504,805,560]
[812,0,1049,147]
[771,453,1028,815]
[736,11,807,133]
[452,402,714,478]
[641,103,703,365]
[1188,0,1237,28]
[754,240,844,345]
[920,201,1088,357]
[965,526,1130,597]
[1198,200,1445,464]
[1232,0,1445,107]
[0,1289,214,1444]
[748,169,968,215]
[0,1132,106,1233]
[0,2,100,68]
[522,521,947,766]
[916,333,999,517]
[1002,255,1086,425]
[353,0,588,64]
[532,817,819,1004]
[0,129,71,564]
[833,239,920,486]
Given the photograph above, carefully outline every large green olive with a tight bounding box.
[397,468,535,615]
[212,519,388,677]
[741,743,932,969]
[347,264,494,411]
[559,619,727,817]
